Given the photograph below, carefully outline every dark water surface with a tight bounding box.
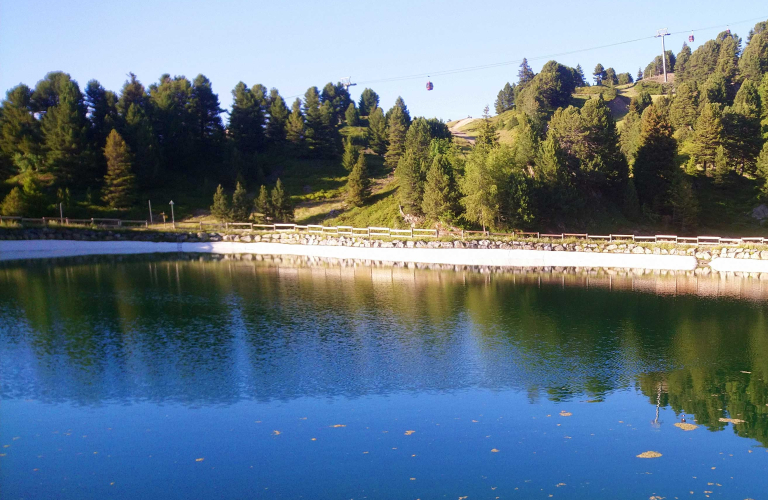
[2,256,768,499]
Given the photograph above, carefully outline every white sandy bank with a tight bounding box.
[0,240,698,270]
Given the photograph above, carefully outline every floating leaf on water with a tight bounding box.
[718,418,745,424]
[740,371,751,374]
[559,411,572,417]
[410,478,416,481]
[636,451,662,458]
[311,438,317,441]
[330,425,346,428]
[675,423,699,431]
[491,448,500,453]
[556,483,566,487]
[110,482,115,486]
[649,496,665,500]
[195,458,204,462]
[272,430,281,435]
[404,430,415,435]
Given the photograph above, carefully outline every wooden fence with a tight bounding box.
[1,215,767,246]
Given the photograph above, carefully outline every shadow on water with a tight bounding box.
[1,253,768,446]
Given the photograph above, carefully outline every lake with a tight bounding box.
[1,254,768,499]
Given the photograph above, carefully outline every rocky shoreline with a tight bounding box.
[2,226,768,263]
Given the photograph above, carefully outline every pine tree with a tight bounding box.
[395,149,423,215]
[254,185,273,222]
[266,89,289,142]
[123,103,160,185]
[518,58,535,86]
[421,155,454,222]
[675,43,692,82]
[41,78,90,187]
[286,98,306,147]
[101,129,136,209]
[623,178,641,220]
[84,80,118,153]
[345,102,360,126]
[231,181,250,221]
[117,72,147,117]
[691,103,723,171]
[476,106,499,148]
[593,64,606,85]
[385,105,408,168]
[713,145,729,184]
[303,87,324,154]
[739,21,768,81]
[619,108,642,165]
[669,82,699,133]
[0,187,25,216]
[633,105,677,213]
[367,107,388,155]
[722,80,763,174]
[0,84,41,160]
[341,136,358,171]
[459,147,500,232]
[404,117,433,174]
[604,67,618,86]
[346,153,371,207]
[495,82,516,114]
[636,67,643,81]
[190,74,224,162]
[575,65,587,87]
[210,184,231,221]
[358,88,380,116]
[271,179,293,222]
[230,82,264,157]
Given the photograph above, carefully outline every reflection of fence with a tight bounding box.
[1,215,767,245]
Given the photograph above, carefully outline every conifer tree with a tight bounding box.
[101,129,136,209]
[286,98,306,147]
[619,108,642,165]
[723,80,763,174]
[623,178,641,220]
[190,74,224,160]
[84,80,118,153]
[476,106,499,148]
[0,84,40,160]
[116,72,147,117]
[459,146,506,231]
[0,187,25,216]
[271,179,293,222]
[210,184,231,221]
[421,155,454,222]
[385,105,408,168]
[713,145,729,184]
[231,181,250,221]
[756,142,768,198]
[633,105,677,212]
[123,103,160,185]
[345,102,360,126]
[42,79,90,187]
[675,43,692,82]
[404,118,433,174]
[669,82,699,133]
[266,89,289,142]
[358,88,380,116]
[518,58,535,86]
[367,107,388,155]
[691,103,723,171]
[346,153,371,207]
[495,83,516,114]
[396,150,423,215]
[342,136,358,171]
[512,114,540,169]
[636,68,643,81]
[593,64,606,85]
[575,65,587,87]
[254,185,273,222]
[739,21,768,81]
[604,67,618,86]
[303,87,324,154]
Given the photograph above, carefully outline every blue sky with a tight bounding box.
[1,0,766,121]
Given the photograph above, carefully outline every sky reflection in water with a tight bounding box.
[1,255,767,499]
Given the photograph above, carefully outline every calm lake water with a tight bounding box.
[2,255,768,499]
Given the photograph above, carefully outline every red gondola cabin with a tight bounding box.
[688,34,694,42]
[426,80,433,91]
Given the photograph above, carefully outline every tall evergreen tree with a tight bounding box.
[367,107,388,155]
[345,102,360,126]
[518,58,535,86]
[41,78,90,187]
[266,89,289,142]
[421,154,455,222]
[190,74,224,163]
[395,149,423,215]
[123,103,160,185]
[739,20,768,81]
[341,136,358,171]
[636,67,643,81]
[757,142,768,198]
[229,82,264,177]
[404,117,433,173]
[633,105,677,212]
[117,73,147,117]
[604,67,618,86]
[385,96,411,126]
[476,106,499,148]
[149,74,195,172]
[358,88,380,116]
[691,102,723,171]
[210,184,231,221]
[101,129,136,209]
[669,82,699,134]
[675,43,692,82]
[254,184,273,222]
[0,84,41,160]
[384,105,408,168]
[303,87,325,155]
[593,64,606,85]
[84,80,118,152]
[285,98,306,147]
[494,82,516,114]
[231,181,250,221]
[723,80,763,174]
[271,178,293,222]
[346,152,371,207]
[575,64,587,87]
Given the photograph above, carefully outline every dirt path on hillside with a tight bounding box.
[449,118,477,145]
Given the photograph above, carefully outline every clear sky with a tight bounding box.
[1,0,766,121]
